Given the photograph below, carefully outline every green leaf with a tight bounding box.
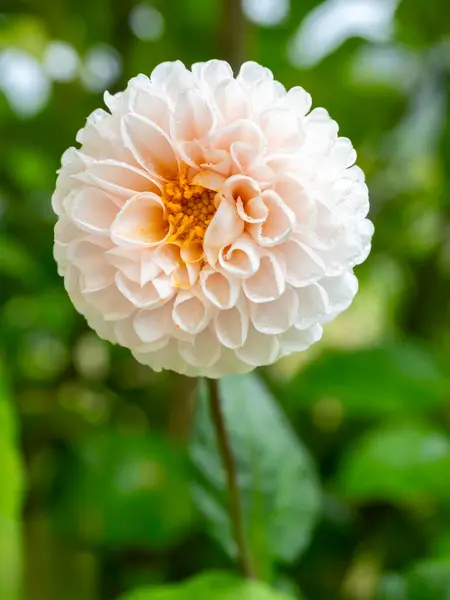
[56,431,193,548]
[190,374,321,578]
[283,343,448,417]
[378,559,450,600]
[0,358,24,600]
[336,424,450,503]
[120,571,296,600]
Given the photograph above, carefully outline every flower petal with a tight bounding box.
[250,287,298,334]
[74,159,160,205]
[133,302,174,343]
[111,192,169,248]
[65,187,118,235]
[200,268,240,310]
[172,88,214,141]
[178,327,221,368]
[279,323,323,353]
[68,237,115,291]
[276,238,325,287]
[294,283,329,329]
[214,299,249,349]
[218,233,260,279]
[172,290,211,334]
[243,252,285,303]
[235,326,279,366]
[121,113,179,180]
[115,271,173,309]
[83,285,134,321]
[248,190,295,247]
[203,195,244,266]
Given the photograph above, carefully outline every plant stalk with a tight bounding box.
[206,378,256,579]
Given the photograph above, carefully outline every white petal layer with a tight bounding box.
[53,59,373,377]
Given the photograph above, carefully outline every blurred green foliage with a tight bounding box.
[1,0,450,599]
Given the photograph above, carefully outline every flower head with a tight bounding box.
[52,60,373,377]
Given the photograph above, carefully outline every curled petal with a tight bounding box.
[111,193,169,248]
[203,195,244,266]
[248,190,295,247]
[116,271,173,309]
[243,252,285,303]
[218,233,260,279]
[133,302,174,343]
[178,327,221,368]
[235,326,279,367]
[250,286,299,334]
[200,268,240,310]
[172,290,211,334]
[191,170,226,191]
[214,299,249,349]
[221,174,260,203]
[106,247,161,286]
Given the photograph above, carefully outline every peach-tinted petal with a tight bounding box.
[133,302,174,343]
[203,195,244,266]
[200,268,240,310]
[250,286,298,334]
[172,88,215,141]
[65,187,118,235]
[214,299,249,349]
[178,327,221,368]
[243,252,285,303]
[218,233,260,279]
[276,238,325,287]
[111,193,169,248]
[121,113,179,180]
[84,285,134,321]
[172,290,211,334]
[248,190,295,247]
[74,159,160,205]
[116,272,173,309]
[235,326,279,366]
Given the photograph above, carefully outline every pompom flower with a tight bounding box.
[52,60,373,377]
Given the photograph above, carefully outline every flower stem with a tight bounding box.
[206,378,256,579]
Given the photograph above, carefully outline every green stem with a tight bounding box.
[206,378,256,579]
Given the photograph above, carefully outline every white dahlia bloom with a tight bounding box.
[52,60,373,377]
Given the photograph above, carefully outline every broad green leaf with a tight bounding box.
[56,431,193,548]
[336,424,450,502]
[0,359,24,600]
[190,374,321,578]
[377,559,450,600]
[120,571,296,600]
[283,343,448,417]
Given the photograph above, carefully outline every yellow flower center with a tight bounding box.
[163,174,217,246]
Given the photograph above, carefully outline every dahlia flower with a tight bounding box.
[52,60,373,377]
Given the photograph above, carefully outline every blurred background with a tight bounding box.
[1,0,450,599]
